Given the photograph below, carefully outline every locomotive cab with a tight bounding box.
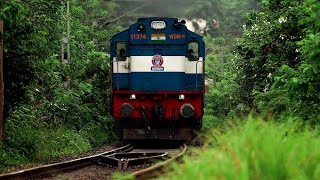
[110,17,205,140]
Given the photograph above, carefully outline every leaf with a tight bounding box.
[290,77,298,84]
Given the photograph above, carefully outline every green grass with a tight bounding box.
[161,116,320,180]
[0,127,91,171]
[0,110,115,171]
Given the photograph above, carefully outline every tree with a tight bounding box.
[237,0,320,122]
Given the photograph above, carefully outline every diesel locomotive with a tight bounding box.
[110,17,205,140]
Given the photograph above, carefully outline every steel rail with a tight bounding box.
[0,144,133,180]
[131,144,187,180]
[0,143,186,180]
[99,152,169,170]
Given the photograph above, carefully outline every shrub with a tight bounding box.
[33,128,91,162]
[0,147,29,171]
[3,105,91,163]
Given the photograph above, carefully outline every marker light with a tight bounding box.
[179,94,185,100]
[130,94,136,100]
[151,21,166,30]
[173,19,179,26]
[138,23,145,32]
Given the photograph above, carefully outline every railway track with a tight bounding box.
[131,144,187,180]
[0,143,187,180]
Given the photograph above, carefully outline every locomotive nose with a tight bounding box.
[180,104,194,118]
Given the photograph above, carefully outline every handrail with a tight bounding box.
[195,60,203,91]
[116,59,119,90]
[111,59,120,91]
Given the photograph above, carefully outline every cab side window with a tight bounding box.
[116,42,126,61]
[187,42,199,61]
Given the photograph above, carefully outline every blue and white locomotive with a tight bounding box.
[110,17,205,140]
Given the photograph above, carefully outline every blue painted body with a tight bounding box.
[112,73,203,91]
[110,17,205,91]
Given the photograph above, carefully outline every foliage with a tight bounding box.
[0,147,29,170]
[236,0,306,106]
[236,0,320,122]
[203,35,248,123]
[161,117,320,180]
[0,104,91,169]
[0,0,119,171]
[273,0,320,120]
[205,53,242,117]
[1,0,64,113]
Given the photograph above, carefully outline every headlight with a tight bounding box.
[179,94,185,100]
[151,21,166,30]
[180,104,194,118]
[130,94,136,100]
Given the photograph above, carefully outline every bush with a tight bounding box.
[33,128,91,162]
[2,105,91,165]
[79,116,116,147]
[0,0,119,171]
[204,36,250,124]
[0,147,29,171]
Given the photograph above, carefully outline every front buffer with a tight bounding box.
[112,91,203,140]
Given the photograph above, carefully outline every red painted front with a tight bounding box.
[112,91,203,121]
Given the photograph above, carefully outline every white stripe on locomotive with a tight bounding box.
[112,56,203,74]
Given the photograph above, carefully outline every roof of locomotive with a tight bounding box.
[110,17,205,58]
[111,17,203,39]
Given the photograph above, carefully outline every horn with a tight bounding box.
[180,20,186,26]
